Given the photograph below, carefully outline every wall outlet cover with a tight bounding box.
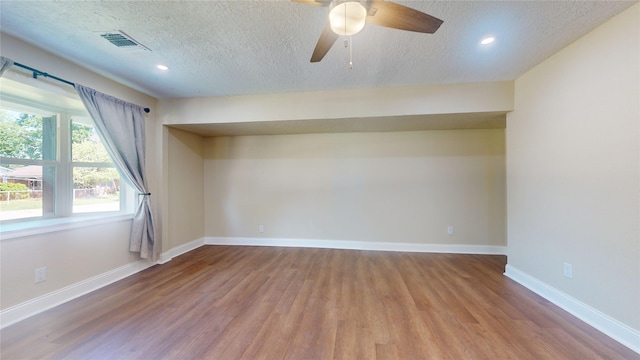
[563,263,573,279]
[35,267,47,283]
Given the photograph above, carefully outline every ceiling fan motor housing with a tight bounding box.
[299,0,444,62]
[329,0,367,36]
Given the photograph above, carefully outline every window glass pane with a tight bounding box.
[0,164,55,220]
[71,118,121,214]
[72,167,120,213]
[71,117,111,163]
[0,109,56,160]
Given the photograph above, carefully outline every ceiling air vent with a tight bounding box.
[99,31,150,51]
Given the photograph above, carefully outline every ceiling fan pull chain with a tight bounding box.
[349,35,353,69]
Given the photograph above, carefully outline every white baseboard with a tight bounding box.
[0,260,153,329]
[504,264,640,354]
[157,237,206,264]
[205,236,507,255]
[0,237,504,330]
[0,237,207,329]
[4,240,635,354]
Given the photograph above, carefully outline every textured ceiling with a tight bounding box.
[0,1,635,99]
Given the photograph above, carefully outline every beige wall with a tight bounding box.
[167,128,204,248]
[1,221,136,309]
[506,3,639,330]
[158,82,513,126]
[0,33,161,311]
[204,129,505,246]
[0,34,153,109]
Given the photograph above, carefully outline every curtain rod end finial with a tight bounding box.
[144,108,150,113]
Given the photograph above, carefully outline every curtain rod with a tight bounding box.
[12,62,151,114]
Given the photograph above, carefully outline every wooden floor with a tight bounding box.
[1,246,637,360]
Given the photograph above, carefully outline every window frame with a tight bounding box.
[0,76,135,233]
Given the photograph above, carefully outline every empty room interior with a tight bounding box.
[0,1,638,359]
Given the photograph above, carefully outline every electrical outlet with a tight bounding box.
[35,267,47,283]
[259,225,264,233]
[447,226,454,235]
[563,263,573,279]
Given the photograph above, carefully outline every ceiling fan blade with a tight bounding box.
[310,21,339,62]
[366,1,443,34]
[291,0,330,7]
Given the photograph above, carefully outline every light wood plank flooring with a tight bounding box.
[1,246,637,359]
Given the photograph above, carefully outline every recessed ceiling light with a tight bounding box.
[156,64,169,71]
[481,37,495,45]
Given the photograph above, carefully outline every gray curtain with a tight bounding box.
[75,84,157,260]
[0,56,14,76]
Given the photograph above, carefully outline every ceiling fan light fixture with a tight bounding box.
[329,1,367,36]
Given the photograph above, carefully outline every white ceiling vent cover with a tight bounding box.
[99,31,150,51]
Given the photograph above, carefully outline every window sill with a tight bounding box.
[0,213,133,241]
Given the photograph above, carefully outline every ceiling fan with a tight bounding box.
[293,0,443,63]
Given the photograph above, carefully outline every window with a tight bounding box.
[71,117,127,214]
[0,107,56,220]
[0,75,133,224]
